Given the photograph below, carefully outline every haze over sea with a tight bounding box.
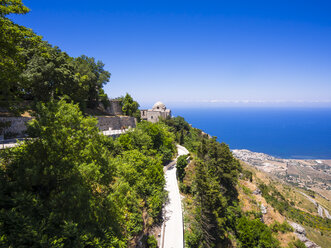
[171,107,331,159]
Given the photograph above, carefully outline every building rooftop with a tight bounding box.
[152,101,166,111]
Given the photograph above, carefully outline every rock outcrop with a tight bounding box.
[289,222,321,248]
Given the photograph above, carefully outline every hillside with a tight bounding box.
[233,149,331,200]
[180,156,331,248]
[239,162,330,247]
[1,2,330,247]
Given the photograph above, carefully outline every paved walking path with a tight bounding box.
[161,145,189,248]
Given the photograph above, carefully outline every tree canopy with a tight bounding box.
[121,93,140,120]
[0,100,176,247]
[0,0,29,16]
[0,0,40,111]
[0,1,111,114]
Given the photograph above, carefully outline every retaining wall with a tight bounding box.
[0,115,136,139]
[0,117,33,137]
[106,100,123,115]
[96,116,136,131]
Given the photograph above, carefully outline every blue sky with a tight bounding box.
[12,0,331,108]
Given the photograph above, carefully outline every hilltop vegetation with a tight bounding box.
[1,0,110,114]
[1,1,329,248]
[0,100,175,247]
[3,110,324,247]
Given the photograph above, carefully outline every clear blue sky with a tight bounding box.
[12,0,331,108]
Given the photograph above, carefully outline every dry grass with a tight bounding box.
[305,226,331,248]
[239,162,331,247]
[277,233,297,248]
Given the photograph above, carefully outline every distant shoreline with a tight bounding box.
[232,149,331,200]
[232,148,331,161]
[174,107,331,160]
[231,149,331,160]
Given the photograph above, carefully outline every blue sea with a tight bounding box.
[171,107,331,159]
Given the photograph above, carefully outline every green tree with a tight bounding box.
[180,134,242,247]
[121,93,140,119]
[20,48,111,111]
[0,0,29,16]
[0,1,111,113]
[118,121,175,164]
[21,43,78,103]
[162,116,190,144]
[236,216,280,248]
[0,100,125,247]
[0,0,40,111]
[176,155,188,182]
[73,55,111,109]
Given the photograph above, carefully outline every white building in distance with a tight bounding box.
[141,101,171,123]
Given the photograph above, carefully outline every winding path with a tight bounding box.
[161,145,189,248]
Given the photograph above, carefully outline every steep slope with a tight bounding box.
[237,162,331,248]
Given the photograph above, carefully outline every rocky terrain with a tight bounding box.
[289,222,321,248]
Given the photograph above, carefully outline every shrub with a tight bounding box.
[270,221,294,233]
[236,216,280,248]
[242,185,252,195]
[176,155,188,182]
[288,240,306,248]
[241,169,253,182]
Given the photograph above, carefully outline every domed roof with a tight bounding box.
[152,101,166,111]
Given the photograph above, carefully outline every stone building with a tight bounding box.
[141,101,171,123]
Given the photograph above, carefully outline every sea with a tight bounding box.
[171,107,331,159]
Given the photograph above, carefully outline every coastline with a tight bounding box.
[232,149,331,201]
[231,148,331,161]
[172,107,331,160]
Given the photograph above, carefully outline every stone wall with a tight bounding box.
[96,116,136,131]
[0,115,135,139]
[106,100,123,115]
[0,117,33,137]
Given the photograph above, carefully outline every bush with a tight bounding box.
[179,182,191,194]
[242,185,252,195]
[147,235,158,248]
[241,169,253,182]
[142,234,158,248]
[236,216,280,248]
[176,155,188,182]
[270,221,294,233]
[288,239,306,248]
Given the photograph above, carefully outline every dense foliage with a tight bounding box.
[162,116,190,145]
[185,138,242,247]
[118,121,175,165]
[236,216,279,248]
[0,0,40,110]
[1,2,300,247]
[0,100,175,247]
[120,93,140,120]
[163,116,282,248]
[176,155,188,182]
[0,1,110,114]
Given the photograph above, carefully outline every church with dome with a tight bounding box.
[140,101,171,123]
